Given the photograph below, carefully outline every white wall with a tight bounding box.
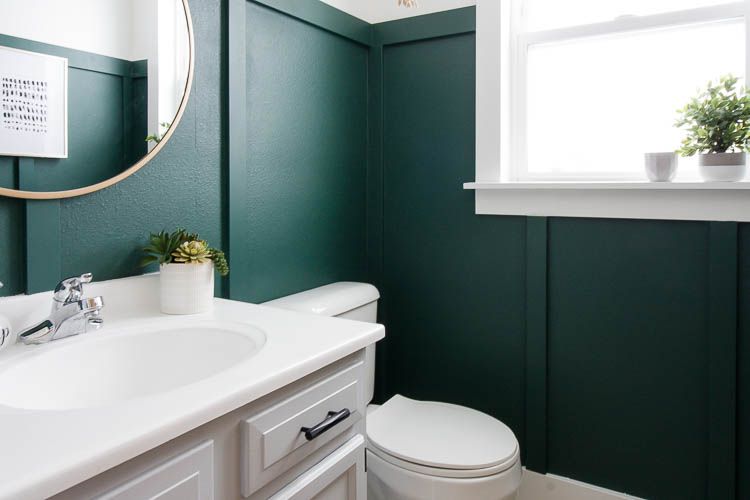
[132,0,160,144]
[0,0,135,60]
[319,0,476,24]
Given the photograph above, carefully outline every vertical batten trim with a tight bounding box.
[525,216,548,472]
[707,221,738,499]
[227,0,247,300]
[122,75,133,166]
[367,44,384,297]
[367,42,386,399]
[19,158,62,293]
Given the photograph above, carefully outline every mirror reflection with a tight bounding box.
[0,0,191,193]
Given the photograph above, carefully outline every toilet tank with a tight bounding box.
[263,282,380,404]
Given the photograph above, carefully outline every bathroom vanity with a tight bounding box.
[0,275,384,500]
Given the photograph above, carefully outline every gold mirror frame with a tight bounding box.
[0,0,195,200]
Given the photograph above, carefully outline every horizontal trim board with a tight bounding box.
[372,6,476,46]
[473,188,750,222]
[0,34,138,76]
[251,0,371,46]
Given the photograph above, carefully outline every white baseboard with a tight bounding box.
[518,469,644,500]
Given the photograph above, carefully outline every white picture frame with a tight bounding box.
[0,45,68,158]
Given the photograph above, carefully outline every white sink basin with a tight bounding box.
[0,322,266,410]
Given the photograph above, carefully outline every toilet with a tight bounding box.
[265,282,522,500]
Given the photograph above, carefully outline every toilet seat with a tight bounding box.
[366,395,519,479]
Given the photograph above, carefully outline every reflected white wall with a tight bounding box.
[0,0,135,60]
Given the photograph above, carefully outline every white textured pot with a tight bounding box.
[644,152,677,182]
[698,152,747,182]
[159,262,214,315]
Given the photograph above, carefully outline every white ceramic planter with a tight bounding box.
[698,152,747,182]
[644,152,677,182]
[159,262,214,315]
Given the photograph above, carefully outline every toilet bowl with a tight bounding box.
[265,283,522,500]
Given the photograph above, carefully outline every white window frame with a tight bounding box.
[467,0,750,222]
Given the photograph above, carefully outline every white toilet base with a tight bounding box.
[366,449,522,500]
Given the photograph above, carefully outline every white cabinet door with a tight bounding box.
[269,435,365,500]
[242,361,363,497]
[97,441,214,500]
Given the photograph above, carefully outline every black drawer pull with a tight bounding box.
[300,409,351,441]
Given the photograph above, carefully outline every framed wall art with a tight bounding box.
[0,45,67,158]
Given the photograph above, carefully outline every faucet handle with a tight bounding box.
[53,273,94,304]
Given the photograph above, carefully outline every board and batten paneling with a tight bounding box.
[373,8,746,500]
[0,5,747,500]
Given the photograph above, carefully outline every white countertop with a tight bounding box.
[0,275,384,499]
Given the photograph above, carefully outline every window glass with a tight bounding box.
[525,20,745,177]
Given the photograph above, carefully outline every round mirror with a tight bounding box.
[0,0,193,199]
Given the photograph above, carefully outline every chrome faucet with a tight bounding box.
[17,273,104,345]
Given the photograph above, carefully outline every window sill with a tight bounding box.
[463,181,750,221]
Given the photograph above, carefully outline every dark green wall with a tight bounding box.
[739,224,749,500]
[546,219,710,497]
[378,32,526,440]
[372,10,749,500]
[228,1,369,303]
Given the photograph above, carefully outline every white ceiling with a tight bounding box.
[319,0,476,24]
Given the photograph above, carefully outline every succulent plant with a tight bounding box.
[209,248,229,277]
[140,230,185,267]
[140,228,229,277]
[172,240,211,264]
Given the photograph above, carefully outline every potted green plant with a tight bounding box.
[675,75,750,182]
[141,229,229,314]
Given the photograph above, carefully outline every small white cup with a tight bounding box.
[644,152,677,182]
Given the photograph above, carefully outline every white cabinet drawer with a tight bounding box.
[241,361,363,497]
[97,441,213,500]
[270,435,365,500]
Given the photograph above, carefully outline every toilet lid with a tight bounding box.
[366,395,518,472]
